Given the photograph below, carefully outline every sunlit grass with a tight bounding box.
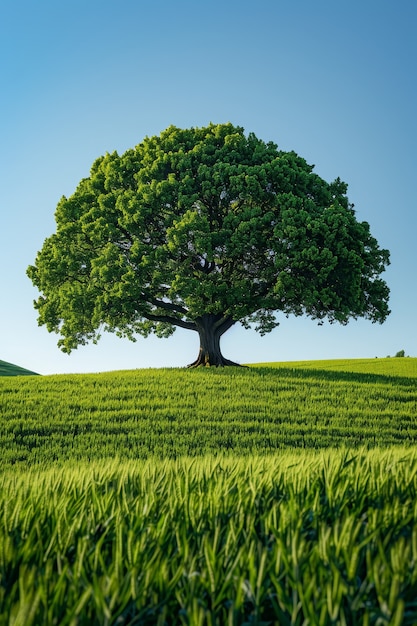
[2,450,417,624]
[1,359,416,467]
[252,357,417,378]
[1,359,417,623]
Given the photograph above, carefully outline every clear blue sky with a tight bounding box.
[1,0,416,374]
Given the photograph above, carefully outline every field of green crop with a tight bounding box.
[1,358,417,624]
[2,450,417,625]
[1,359,417,467]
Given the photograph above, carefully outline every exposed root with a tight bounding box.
[187,354,242,368]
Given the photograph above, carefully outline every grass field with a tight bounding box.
[1,358,417,624]
[1,358,416,467]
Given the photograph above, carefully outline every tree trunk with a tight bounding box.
[187,314,240,367]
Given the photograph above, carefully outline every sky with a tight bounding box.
[1,0,416,375]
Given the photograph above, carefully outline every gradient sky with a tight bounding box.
[1,0,416,374]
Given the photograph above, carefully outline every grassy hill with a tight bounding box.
[0,358,39,376]
[1,357,416,467]
[2,358,417,624]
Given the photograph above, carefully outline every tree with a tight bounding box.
[27,123,390,367]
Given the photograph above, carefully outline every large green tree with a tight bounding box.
[28,123,390,366]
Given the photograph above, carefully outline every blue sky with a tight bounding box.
[1,0,416,374]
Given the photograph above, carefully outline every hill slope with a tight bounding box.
[0,359,39,376]
[1,358,416,467]
[1,358,417,622]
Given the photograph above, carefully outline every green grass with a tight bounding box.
[2,450,417,625]
[1,358,416,468]
[0,359,38,377]
[252,357,417,378]
[1,358,417,624]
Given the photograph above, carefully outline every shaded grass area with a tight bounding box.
[2,450,417,625]
[1,359,416,468]
[0,359,39,377]
[252,356,417,379]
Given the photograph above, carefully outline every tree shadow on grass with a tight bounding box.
[249,365,417,389]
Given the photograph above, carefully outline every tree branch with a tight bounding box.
[143,311,196,331]
[213,315,236,336]
[148,297,189,316]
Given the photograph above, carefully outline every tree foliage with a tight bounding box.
[27,123,390,365]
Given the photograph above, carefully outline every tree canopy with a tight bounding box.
[27,123,390,366]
